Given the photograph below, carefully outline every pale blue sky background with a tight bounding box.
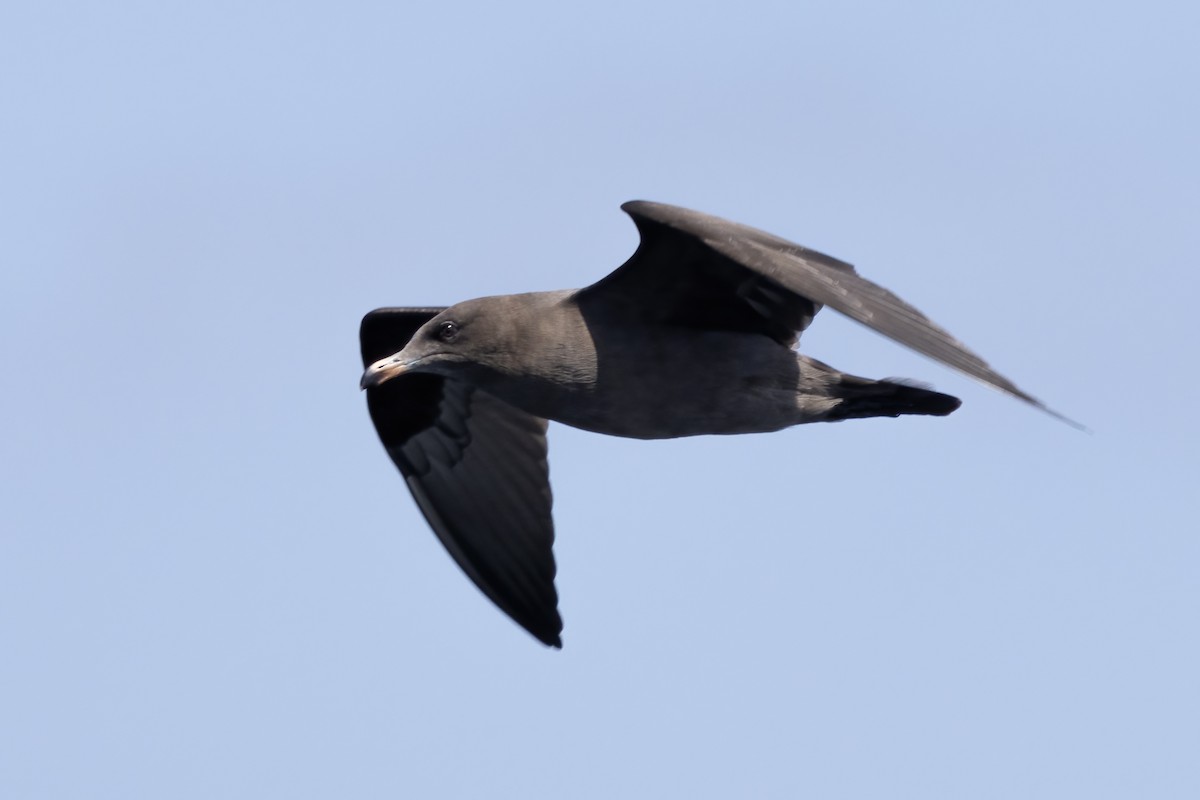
[2,2,1197,798]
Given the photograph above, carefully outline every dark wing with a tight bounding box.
[578,201,1079,427]
[360,308,562,647]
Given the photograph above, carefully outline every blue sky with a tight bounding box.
[2,2,1198,797]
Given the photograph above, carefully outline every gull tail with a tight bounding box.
[825,375,962,421]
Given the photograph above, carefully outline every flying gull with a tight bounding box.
[359,201,1076,647]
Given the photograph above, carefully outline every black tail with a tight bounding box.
[825,375,961,422]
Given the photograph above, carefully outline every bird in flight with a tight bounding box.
[359,201,1076,647]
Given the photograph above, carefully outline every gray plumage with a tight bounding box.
[359,201,1076,647]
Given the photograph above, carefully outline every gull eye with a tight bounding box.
[436,320,460,343]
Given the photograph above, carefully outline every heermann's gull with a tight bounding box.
[359,201,1077,647]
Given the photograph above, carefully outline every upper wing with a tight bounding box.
[578,201,1078,426]
[360,308,562,647]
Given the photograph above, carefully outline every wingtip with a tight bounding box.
[1039,405,1091,434]
[535,630,563,649]
[522,616,563,649]
[1008,391,1088,432]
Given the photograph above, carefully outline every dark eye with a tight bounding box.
[436,320,460,342]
